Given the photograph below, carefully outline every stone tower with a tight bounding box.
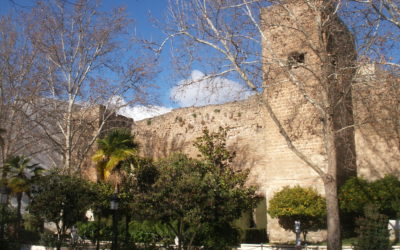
[260,0,357,242]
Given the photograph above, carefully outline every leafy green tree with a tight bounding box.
[89,181,114,250]
[29,173,95,250]
[370,176,400,218]
[92,129,139,181]
[268,185,327,242]
[340,176,400,217]
[193,127,235,170]
[4,155,44,237]
[193,127,259,249]
[118,157,158,247]
[134,154,212,249]
[340,175,400,242]
[134,127,259,250]
[354,204,391,250]
[339,177,372,215]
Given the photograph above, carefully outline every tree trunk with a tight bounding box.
[16,192,22,239]
[64,98,74,172]
[125,214,130,246]
[324,176,341,250]
[322,78,342,250]
[112,210,118,250]
[302,231,307,244]
[96,215,101,250]
[177,235,182,250]
[56,225,62,250]
[177,221,183,250]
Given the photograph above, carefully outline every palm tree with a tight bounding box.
[92,129,138,249]
[92,129,139,181]
[5,155,44,237]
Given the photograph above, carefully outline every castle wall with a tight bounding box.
[133,1,399,245]
[133,96,328,243]
[353,65,400,180]
[260,0,356,242]
[132,59,400,243]
[134,97,269,190]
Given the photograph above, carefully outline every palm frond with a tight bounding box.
[93,129,139,181]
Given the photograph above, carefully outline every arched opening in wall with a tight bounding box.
[288,51,305,69]
[236,196,268,243]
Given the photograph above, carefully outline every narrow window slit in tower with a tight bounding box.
[288,52,305,69]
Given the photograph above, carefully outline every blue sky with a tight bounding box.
[1,0,174,105]
[0,0,250,120]
[100,0,173,108]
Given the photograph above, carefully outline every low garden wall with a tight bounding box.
[236,244,400,250]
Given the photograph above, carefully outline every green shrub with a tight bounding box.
[18,228,41,244]
[194,223,241,250]
[77,220,112,243]
[129,220,174,247]
[0,204,17,241]
[0,239,20,250]
[39,231,59,248]
[354,204,391,250]
[23,213,43,233]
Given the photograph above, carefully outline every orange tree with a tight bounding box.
[268,186,326,243]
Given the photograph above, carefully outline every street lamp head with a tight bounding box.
[110,192,119,210]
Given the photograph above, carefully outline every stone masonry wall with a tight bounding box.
[133,75,400,242]
[353,65,400,180]
[134,95,328,243]
[260,0,356,242]
[134,97,269,190]
[133,1,399,245]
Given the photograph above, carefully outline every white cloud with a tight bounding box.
[119,105,172,121]
[170,70,252,107]
[108,95,172,121]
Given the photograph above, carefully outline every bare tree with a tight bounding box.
[158,0,366,249]
[0,15,46,169]
[341,0,400,174]
[17,0,156,174]
[345,0,400,241]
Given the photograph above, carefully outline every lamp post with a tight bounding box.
[0,183,10,241]
[110,191,119,250]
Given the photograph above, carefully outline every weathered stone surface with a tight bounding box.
[131,1,399,244]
